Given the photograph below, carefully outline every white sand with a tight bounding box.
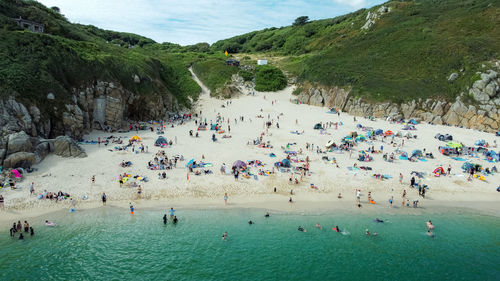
[2,78,499,223]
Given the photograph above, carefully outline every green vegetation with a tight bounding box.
[239,69,254,82]
[0,0,200,110]
[192,59,238,95]
[211,0,500,103]
[254,65,287,92]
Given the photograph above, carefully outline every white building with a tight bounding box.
[257,59,268,65]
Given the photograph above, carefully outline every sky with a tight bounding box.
[37,0,385,45]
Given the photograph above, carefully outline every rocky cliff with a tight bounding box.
[0,80,181,168]
[294,69,500,132]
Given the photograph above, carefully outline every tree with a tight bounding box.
[293,16,309,26]
[50,6,60,13]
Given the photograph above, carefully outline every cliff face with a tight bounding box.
[294,69,500,133]
[0,80,180,167]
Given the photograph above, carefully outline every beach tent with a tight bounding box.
[327,107,338,114]
[356,135,366,142]
[232,160,247,169]
[375,129,383,135]
[210,124,218,130]
[446,142,462,148]
[461,162,482,172]
[129,135,141,142]
[197,124,207,131]
[281,159,291,168]
[409,119,418,125]
[475,140,485,146]
[155,136,168,146]
[497,131,500,136]
[384,130,393,136]
[433,167,445,175]
[412,150,423,158]
[314,123,322,130]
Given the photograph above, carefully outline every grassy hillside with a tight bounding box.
[212,0,500,103]
[0,0,200,109]
[192,58,239,95]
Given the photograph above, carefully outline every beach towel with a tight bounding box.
[419,159,428,162]
[12,169,22,178]
[399,155,408,161]
[452,157,467,161]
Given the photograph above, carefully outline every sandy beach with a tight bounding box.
[1,79,499,224]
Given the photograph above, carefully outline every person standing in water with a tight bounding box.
[224,193,228,205]
[102,193,107,206]
[173,216,178,224]
[169,207,175,219]
[163,214,167,224]
[129,203,134,214]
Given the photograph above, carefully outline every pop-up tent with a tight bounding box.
[327,107,338,114]
[281,159,291,168]
[210,124,218,130]
[412,150,423,158]
[375,129,383,135]
[186,159,195,168]
[475,140,486,146]
[155,136,168,147]
[314,123,322,130]
[197,124,207,131]
[232,160,247,169]
[409,119,418,125]
[433,166,445,175]
[384,130,393,136]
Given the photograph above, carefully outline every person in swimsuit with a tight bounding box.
[30,227,34,236]
[19,233,24,240]
[169,207,175,219]
[265,212,270,217]
[129,203,134,214]
[222,232,228,240]
[102,193,107,206]
[334,226,340,232]
[315,223,323,230]
[23,221,29,232]
[163,214,167,224]
[173,216,178,224]
[298,226,306,232]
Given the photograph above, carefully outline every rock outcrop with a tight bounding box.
[3,152,36,169]
[215,74,251,98]
[361,6,390,30]
[293,69,500,132]
[53,136,87,158]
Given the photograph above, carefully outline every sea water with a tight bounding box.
[0,207,498,281]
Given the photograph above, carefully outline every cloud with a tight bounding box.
[333,0,367,8]
[37,0,383,45]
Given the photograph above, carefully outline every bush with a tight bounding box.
[254,65,287,91]
[239,70,254,81]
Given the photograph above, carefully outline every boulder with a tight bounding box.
[133,74,140,83]
[7,131,32,154]
[448,73,459,81]
[34,141,51,163]
[3,152,36,169]
[309,89,324,106]
[47,93,55,100]
[54,136,87,158]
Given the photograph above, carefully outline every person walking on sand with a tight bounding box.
[101,192,107,206]
[399,173,403,184]
[30,182,35,196]
[224,193,228,205]
[447,165,452,176]
[91,175,95,185]
[0,195,4,210]
[137,185,142,199]
[389,196,393,207]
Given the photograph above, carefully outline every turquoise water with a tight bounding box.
[0,208,499,281]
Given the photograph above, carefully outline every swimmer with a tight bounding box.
[222,232,228,240]
[248,220,254,225]
[315,223,323,230]
[374,218,384,223]
[338,193,342,199]
[426,220,434,230]
[427,230,434,238]
[265,212,270,217]
[163,214,167,225]
[173,216,178,224]
[19,233,24,240]
[365,229,371,236]
[298,226,306,232]
[45,220,56,227]
[334,226,340,232]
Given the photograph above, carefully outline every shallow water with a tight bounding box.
[0,207,499,281]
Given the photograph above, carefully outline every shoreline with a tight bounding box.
[1,193,499,227]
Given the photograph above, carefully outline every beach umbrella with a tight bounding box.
[186,158,194,168]
[232,160,247,169]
